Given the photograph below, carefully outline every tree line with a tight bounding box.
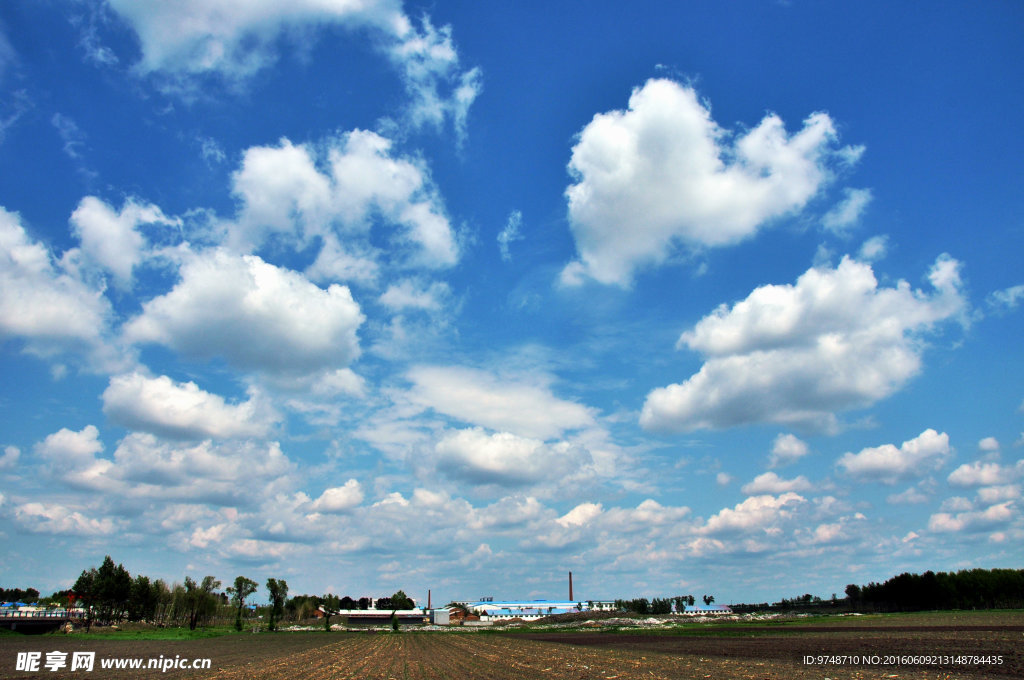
[613,594,714,614]
[3,555,420,631]
[844,568,1024,612]
[729,568,1024,613]
[0,587,41,603]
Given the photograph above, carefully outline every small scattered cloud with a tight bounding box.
[858,235,889,262]
[379,279,451,311]
[0,445,19,470]
[978,437,1000,452]
[836,429,951,484]
[822,188,872,234]
[741,471,812,496]
[987,284,1024,311]
[497,210,524,262]
[51,113,87,160]
[312,479,364,513]
[769,433,809,468]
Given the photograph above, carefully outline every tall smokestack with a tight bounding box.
[428,589,432,609]
[569,571,573,601]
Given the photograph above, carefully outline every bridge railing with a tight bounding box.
[0,609,86,619]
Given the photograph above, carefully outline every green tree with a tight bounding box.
[322,594,340,631]
[390,589,414,610]
[128,575,160,622]
[226,576,258,632]
[266,578,288,631]
[73,556,132,627]
[184,576,221,630]
[703,594,715,606]
[72,567,98,631]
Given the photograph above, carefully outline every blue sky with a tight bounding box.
[1,1,1022,606]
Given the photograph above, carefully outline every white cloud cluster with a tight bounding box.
[405,365,595,440]
[387,15,482,138]
[641,255,967,432]
[102,372,278,440]
[434,427,591,487]
[0,206,114,361]
[107,0,399,77]
[104,0,479,135]
[124,249,364,375]
[14,502,118,536]
[229,132,457,278]
[379,279,451,311]
[563,78,860,286]
[35,424,293,506]
[311,479,364,513]
[928,502,1015,534]
[699,492,806,535]
[70,196,180,286]
[836,429,950,484]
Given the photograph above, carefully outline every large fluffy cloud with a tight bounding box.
[836,429,951,484]
[699,492,806,535]
[102,372,278,440]
[641,255,967,432]
[563,78,860,286]
[0,206,114,359]
[124,249,363,375]
[36,426,294,506]
[433,427,592,487]
[405,365,596,440]
[14,502,119,536]
[229,132,458,276]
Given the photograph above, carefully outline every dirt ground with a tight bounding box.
[1,615,1021,679]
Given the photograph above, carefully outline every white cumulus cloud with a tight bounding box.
[741,472,812,496]
[229,132,458,275]
[769,433,809,468]
[837,429,951,484]
[406,365,595,440]
[641,255,967,432]
[563,78,860,286]
[124,249,363,375]
[102,372,278,440]
[700,492,806,535]
[104,1,479,135]
[70,196,180,285]
[928,502,1015,533]
[312,479,364,513]
[0,206,118,364]
[434,427,591,487]
[14,502,118,536]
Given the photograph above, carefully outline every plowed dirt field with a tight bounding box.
[2,615,1020,680]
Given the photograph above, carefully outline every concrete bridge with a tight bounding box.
[0,610,85,634]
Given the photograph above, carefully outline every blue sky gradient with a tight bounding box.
[0,1,1022,606]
